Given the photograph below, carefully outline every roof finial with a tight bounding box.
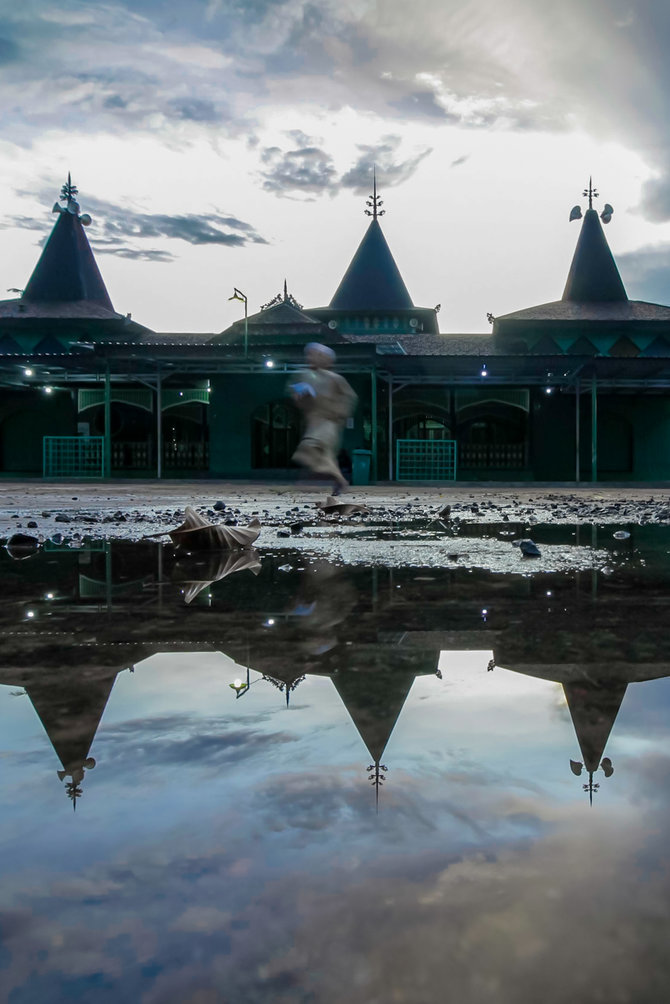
[60,172,79,207]
[569,179,613,224]
[367,761,388,813]
[570,756,614,804]
[283,278,288,301]
[365,166,385,219]
[583,176,598,210]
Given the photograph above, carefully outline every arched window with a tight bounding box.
[393,401,452,441]
[457,403,527,469]
[251,400,300,469]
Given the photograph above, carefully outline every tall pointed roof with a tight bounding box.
[23,177,114,310]
[562,208,628,303]
[330,177,414,311]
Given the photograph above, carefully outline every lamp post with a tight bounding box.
[229,287,248,358]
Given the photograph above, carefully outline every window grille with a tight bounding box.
[395,439,457,481]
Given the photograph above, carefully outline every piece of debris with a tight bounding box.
[173,548,262,604]
[519,539,541,557]
[317,496,370,516]
[168,506,261,550]
[278,563,292,572]
[5,533,40,559]
[438,504,451,519]
[289,522,304,534]
[613,530,631,540]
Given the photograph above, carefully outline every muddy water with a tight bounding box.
[1,525,670,1003]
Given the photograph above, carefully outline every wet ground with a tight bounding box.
[2,482,670,1002]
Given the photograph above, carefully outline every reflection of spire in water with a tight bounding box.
[367,761,388,812]
[65,779,83,810]
[25,669,118,808]
[564,680,624,804]
[570,756,614,805]
[333,667,422,808]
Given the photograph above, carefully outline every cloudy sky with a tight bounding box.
[1,0,670,333]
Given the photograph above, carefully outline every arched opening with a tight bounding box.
[251,400,300,469]
[162,401,209,471]
[457,403,528,470]
[393,399,452,441]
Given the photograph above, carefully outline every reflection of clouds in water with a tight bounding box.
[1,765,668,1003]
[95,713,297,771]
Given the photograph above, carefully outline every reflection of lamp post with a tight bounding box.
[229,287,248,358]
[229,666,251,699]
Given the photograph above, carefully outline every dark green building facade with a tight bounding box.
[2,177,670,482]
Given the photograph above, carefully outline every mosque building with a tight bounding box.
[2,174,670,482]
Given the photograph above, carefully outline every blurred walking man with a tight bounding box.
[288,343,357,494]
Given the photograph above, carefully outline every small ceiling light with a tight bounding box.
[545,386,554,395]
[266,617,275,626]
[480,363,488,377]
[43,386,53,394]
[265,359,275,368]
[23,367,33,377]
[26,610,35,619]
[45,592,54,600]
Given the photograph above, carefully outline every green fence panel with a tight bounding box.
[395,439,457,481]
[43,436,104,478]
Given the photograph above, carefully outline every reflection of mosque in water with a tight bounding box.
[2,537,669,807]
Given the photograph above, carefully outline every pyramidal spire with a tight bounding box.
[563,179,627,303]
[563,680,627,774]
[329,171,414,311]
[22,175,114,310]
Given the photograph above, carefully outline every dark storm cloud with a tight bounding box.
[340,137,432,194]
[260,132,429,197]
[90,244,175,262]
[0,192,268,261]
[260,139,338,196]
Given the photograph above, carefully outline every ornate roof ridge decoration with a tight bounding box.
[261,279,303,311]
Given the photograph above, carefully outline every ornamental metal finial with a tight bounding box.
[366,761,388,812]
[569,178,613,223]
[583,176,598,209]
[60,172,78,205]
[364,166,385,219]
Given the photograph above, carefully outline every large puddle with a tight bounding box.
[2,524,670,1002]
